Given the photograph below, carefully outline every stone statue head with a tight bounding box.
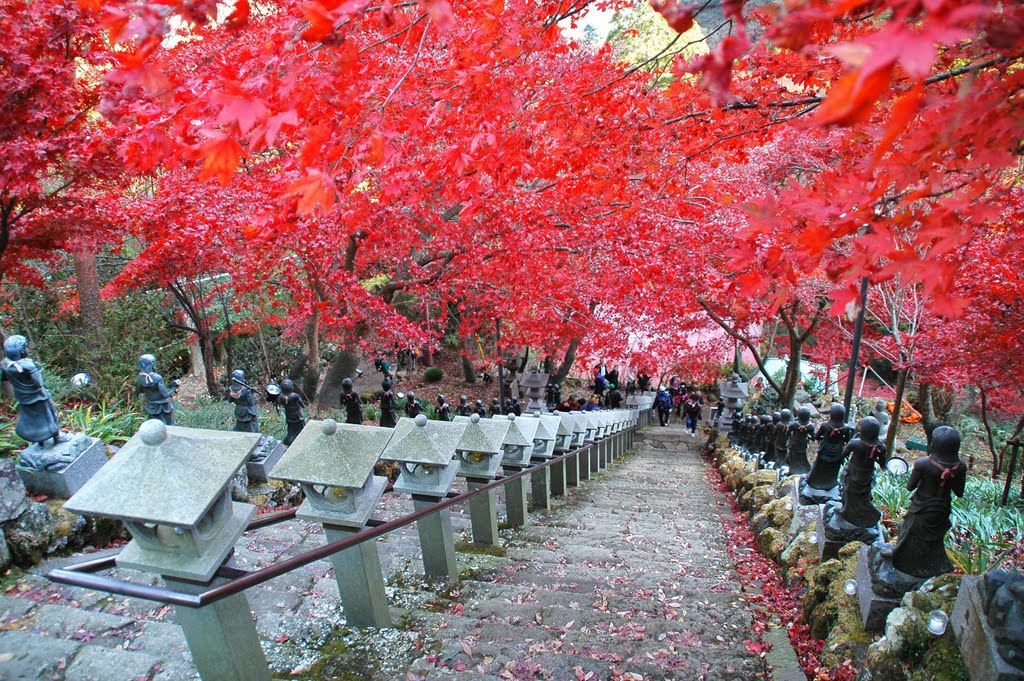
[859,415,881,443]
[780,408,792,424]
[280,378,296,394]
[772,411,781,424]
[475,399,483,407]
[930,425,962,464]
[341,377,353,391]
[3,335,27,361]
[759,414,771,425]
[407,391,415,401]
[797,406,812,424]
[138,353,157,372]
[382,378,393,390]
[459,395,468,404]
[437,394,446,405]
[875,399,886,412]
[828,403,846,425]
[231,369,246,386]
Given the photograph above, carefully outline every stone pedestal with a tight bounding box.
[818,502,882,561]
[466,479,499,546]
[590,444,600,474]
[579,447,591,481]
[565,452,579,487]
[245,438,285,483]
[166,575,271,681]
[503,468,529,527]
[530,464,551,511]
[550,459,566,496]
[412,496,458,581]
[323,524,391,627]
[856,543,927,632]
[953,576,1024,681]
[799,478,841,506]
[17,435,105,499]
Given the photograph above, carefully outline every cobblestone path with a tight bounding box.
[0,424,770,680]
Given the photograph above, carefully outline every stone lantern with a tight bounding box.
[493,414,539,527]
[380,415,467,581]
[519,366,550,413]
[270,419,392,627]
[566,412,592,481]
[555,412,581,488]
[453,414,510,546]
[718,373,749,439]
[64,420,269,681]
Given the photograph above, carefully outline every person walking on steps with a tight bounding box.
[655,386,672,427]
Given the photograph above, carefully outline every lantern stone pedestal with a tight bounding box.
[466,480,499,545]
[271,420,394,628]
[495,415,538,529]
[530,465,551,511]
[412,495,458,580]
[503,468,530,527]
[166,573,271,681]
[16,434,105,499]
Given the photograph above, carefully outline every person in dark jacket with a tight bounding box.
[655,387,672,427]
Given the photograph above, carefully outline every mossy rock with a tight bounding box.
[802,543,863,640]
[757,527,790,561]
[901,573,961,613]
[751,511,772,536]
[884,607,930,661]
[780,529,820,586]
[778,474,801,494]
[911,633,968,681]
[764,497,794,529]
[742,469,778,493]
[746,484,778,512]
[861,639,907,681]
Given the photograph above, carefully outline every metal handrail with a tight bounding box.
[45,426,638,608]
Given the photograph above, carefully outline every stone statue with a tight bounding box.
[404,391,422,418]
[277,378,306,446]
[787,407,815,475]
[456,394,472,417]
[837,416,888,527]
[754,414,770,453]
[136,354,179,426]
[227,370,260,433]
[379,378,398,428]
[806,403,852,491]
[436,394,452,422]
[339,377,363,425]
[763,412,780,464]
[474,399,487,417]
[983,571,1024,671]
[891,425,967,578]
[872,399,891,442]
[741,414,755,451]
[2,335,62,450]
[773,409,793,468]
[490,397,502,417]
[508,396,522,416]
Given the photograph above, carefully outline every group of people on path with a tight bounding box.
[655,377,705,433]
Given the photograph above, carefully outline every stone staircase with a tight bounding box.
[0,424,771,680]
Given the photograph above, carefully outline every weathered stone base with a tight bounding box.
[818,502,882,561]
[799,478,840,506]
[245,441,285,483]
[16,435,106,499]
[952,575,1024,681]
[856,543,927,632]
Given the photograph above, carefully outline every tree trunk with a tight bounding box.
[885,367,908,456]
[551,338,581,385]
[301,312,321,403]
[73,249,103,336]
[316,346,361,408]
[200,333,218,396]
[779,341,802,410]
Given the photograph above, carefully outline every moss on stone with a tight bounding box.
[454,542,506,557]
[910,634,969,681]
[758,527,790,561]
[764,497,794,529]
[802,544,863,640]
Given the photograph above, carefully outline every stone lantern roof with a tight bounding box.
[65,421,258,527]
[272,420,391,489]
[454,414,509,455]
[381,415,467,465]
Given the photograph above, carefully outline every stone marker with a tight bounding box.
[380,415,467,582]
[519,366,550,414]
[270,419,393,627]
[17,433,105,499]
[64,420,269,681]
[952,572,1024,681]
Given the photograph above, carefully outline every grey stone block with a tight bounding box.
[952,575,1024,681]
[246,442,285,483]
[0,629,81,680]
[856,545,902,632]
[64,644,162,681]
[0,595,36,622]
[818,502,881,561]
[31,603,133,637]
[16,435,106,499]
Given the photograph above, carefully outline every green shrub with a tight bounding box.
[423,366,443,383]
[64,402,144,444]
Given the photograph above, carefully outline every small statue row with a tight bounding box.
[733,406,817,475]
[376,377,522,429]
